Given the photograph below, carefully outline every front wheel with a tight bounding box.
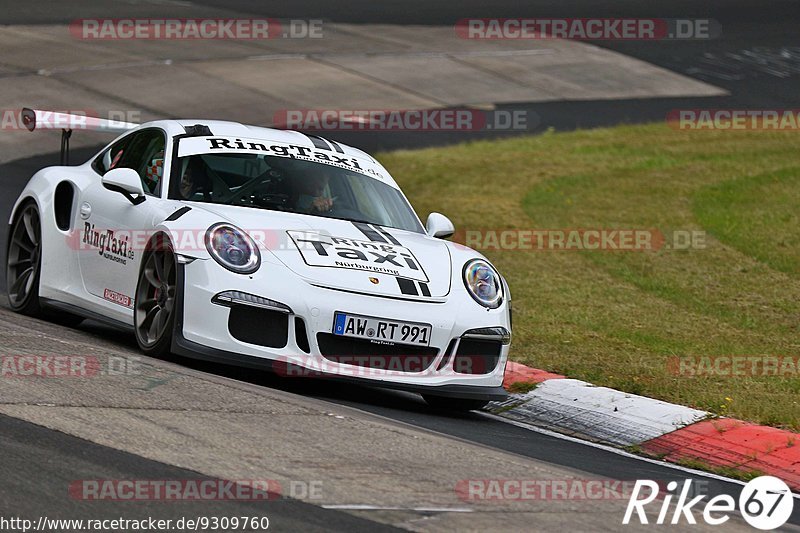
[134,241,177,357]
[422,395,489,412]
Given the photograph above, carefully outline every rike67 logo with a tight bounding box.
[624,476,794,530]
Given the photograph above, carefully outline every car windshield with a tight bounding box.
[169,153,424,233]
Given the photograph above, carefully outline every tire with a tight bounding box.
[134,238,177,357]
[422,395,489,412]
[7,201,44,316]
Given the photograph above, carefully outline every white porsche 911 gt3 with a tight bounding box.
[7,109,511,410]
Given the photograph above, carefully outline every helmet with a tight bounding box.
[145,150,164,189]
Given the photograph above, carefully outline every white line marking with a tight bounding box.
[247,49,555,62]
[322,504,473,512]
[37,59,173,76]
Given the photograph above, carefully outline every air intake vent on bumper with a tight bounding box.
[453,339,502,375]
[229,306,288,348]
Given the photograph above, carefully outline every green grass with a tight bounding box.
[378,124,800,430]
[694,167,800,277]
[507,381,538,394]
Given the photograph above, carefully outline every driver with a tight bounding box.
[296,168,335,214]
[177,156,211,200]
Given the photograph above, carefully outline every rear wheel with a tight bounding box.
[422,395,489,412]
[7,202,43,316]
[134,240,177,357]
[7,202,85,327]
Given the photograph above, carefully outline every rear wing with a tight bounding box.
[21,108,139,165]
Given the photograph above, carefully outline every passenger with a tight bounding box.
[144,150,164,194]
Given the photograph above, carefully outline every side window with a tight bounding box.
[116,130,167,196]
[92,135,131,175]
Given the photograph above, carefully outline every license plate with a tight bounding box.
[333,312,432,346]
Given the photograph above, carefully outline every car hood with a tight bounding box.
[186,203,453,299]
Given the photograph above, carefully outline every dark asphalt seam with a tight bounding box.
[308,55,449,107]
[447,54,549,92]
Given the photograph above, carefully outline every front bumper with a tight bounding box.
[173,258,510,401]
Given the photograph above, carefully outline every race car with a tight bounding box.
[6,109,511,410]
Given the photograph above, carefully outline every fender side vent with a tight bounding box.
[54,181,75,231]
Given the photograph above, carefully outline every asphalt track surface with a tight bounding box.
[0,413,399,532]
[2,1,800,530]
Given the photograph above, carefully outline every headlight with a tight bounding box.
[205,223,260,274]
[463,259,503,308]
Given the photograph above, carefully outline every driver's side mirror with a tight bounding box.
[102,168,146,205]
[426,212,455,239]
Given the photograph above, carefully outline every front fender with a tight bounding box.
[153,207,216,261]
[155,205,292,271]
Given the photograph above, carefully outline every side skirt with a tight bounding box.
[39,297,134,333]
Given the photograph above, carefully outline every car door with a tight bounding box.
[76,128,168,310]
